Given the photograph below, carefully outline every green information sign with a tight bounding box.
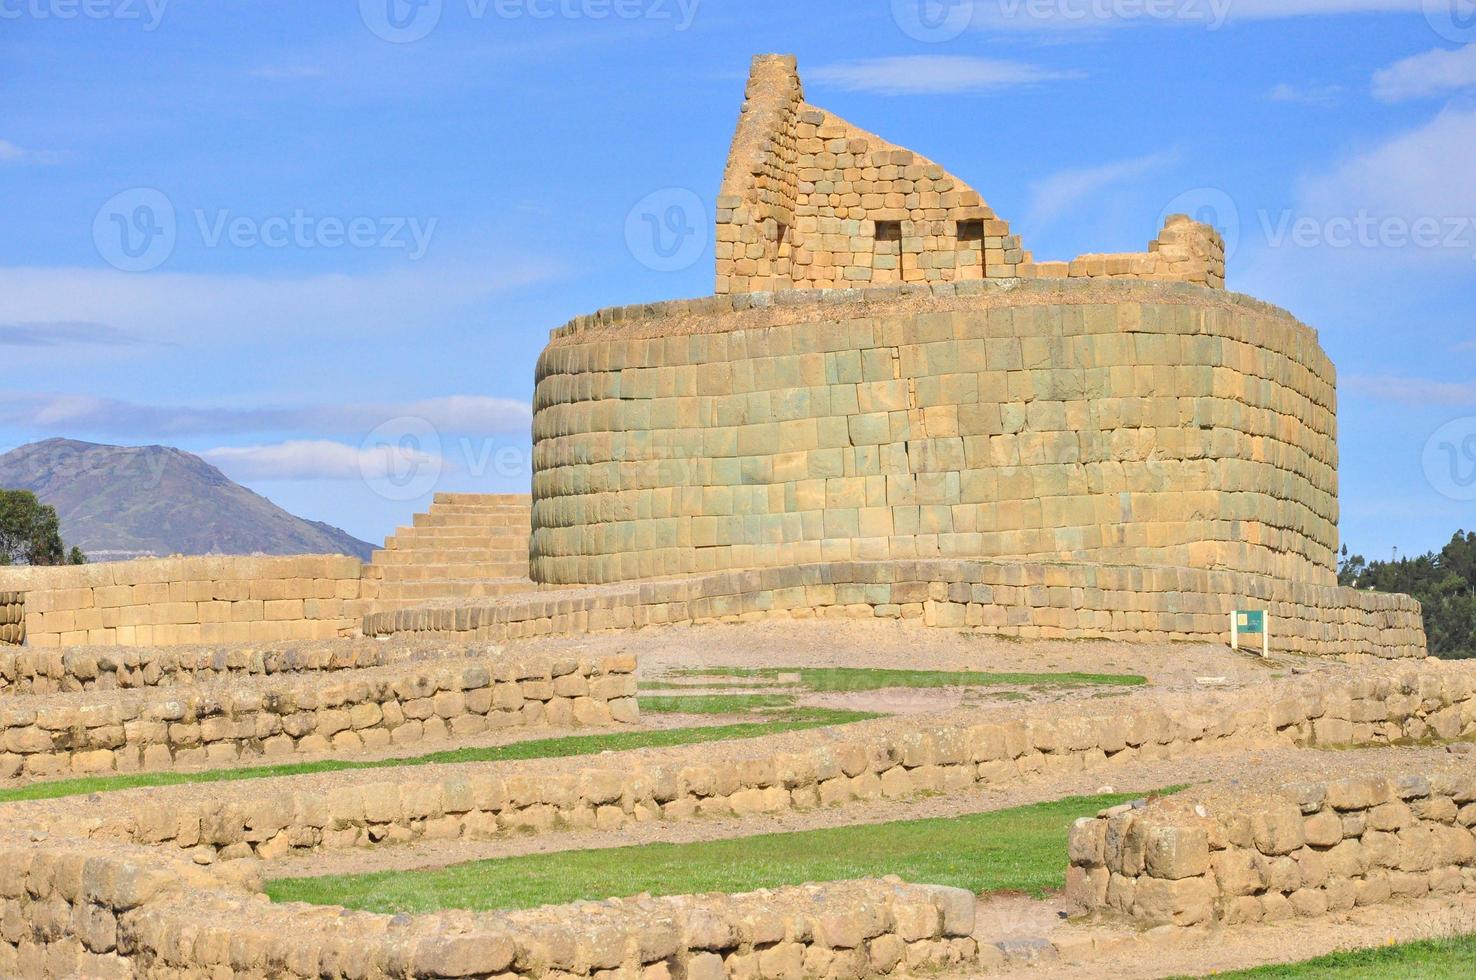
[1231,609,1270,657]
[1236,610,1266,634]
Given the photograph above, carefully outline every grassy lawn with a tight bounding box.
[1193,935,1476,978]
[670,666,1147,691]
[0,709,875,805]
[637,693,798,714]
[267,789,1166,914]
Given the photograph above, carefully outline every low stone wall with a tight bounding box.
[1067,767,1476,927]
[0,651,637,780]
[11,664,1469,861]
[0,637,459,694]
[0,555,369,648]
[0,592,21,646]
[365,559,1427,659]
[0,835,977,979]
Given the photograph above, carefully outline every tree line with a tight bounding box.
[0,490,86,566]
[1339,531,1476,660]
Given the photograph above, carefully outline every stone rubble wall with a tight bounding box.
[0,651,637,780]
[1068,767,1476,928]
[0,592,22,647]
[534,280,1341,590]
[10,664,1468,862]
[364,559,1426,660]
[716,55,1224,295]
[0,555,368,649]
[0,638,456,695]
[0,834,977,979]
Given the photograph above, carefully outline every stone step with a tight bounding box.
[383,529,530,548]
[411,513,531,529]
[433,492,529,506]
[378,562,530,582]
[373,578,536,601]
[370,548,529,566]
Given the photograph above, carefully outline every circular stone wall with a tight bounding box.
[531,279,1338,588]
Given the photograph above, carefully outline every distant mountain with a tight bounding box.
[0,438,375,562]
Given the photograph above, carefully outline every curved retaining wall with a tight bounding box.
[362,559,1425,660]
[533,280,1339,589]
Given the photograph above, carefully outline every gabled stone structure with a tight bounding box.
[716,55,1224,294]
[526,54,1424,657]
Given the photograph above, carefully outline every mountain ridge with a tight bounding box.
[0,438,375,562]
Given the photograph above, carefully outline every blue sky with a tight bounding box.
[1,0,1473,561]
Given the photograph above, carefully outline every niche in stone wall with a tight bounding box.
[958,219,985,277]
[875,220,903,282]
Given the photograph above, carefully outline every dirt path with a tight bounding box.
[968,892,1476,979]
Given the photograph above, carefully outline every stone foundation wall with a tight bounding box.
[365,559,1426,660]
[0,556,369,648]
[0,592,22,647]
[534,280,1340,589]
[0,835,977,979]
[10,664,1468,861]
[1068,768,1476,927]
[0,638,453,694]
[0,651,636,780]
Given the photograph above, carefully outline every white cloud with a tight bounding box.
[1374,44,1476,102]
[1298,104,1476,221]
[1346,375,1476,406]
[0,139,60,165]
[809,56,1081,96]
[0,393,531,437]
[1024,150,1178,230]
[0,261,556,347]
[0,322,144,347]
[202,440,445,482]
[1269,82,1344,106]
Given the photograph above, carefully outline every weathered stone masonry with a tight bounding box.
[716,56,1224,295]
[0,592,22,647]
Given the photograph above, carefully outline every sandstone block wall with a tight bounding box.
[0,638,459,695]
[0,835,977,979]
[0,650,637,780]
[364,559,1426,660]
[12,664,1468,861]
[533,280,1339,589]
[0,592,22,647]
[716,56,1225,295]
[1068,769,1476,927]
[0,556,368,648]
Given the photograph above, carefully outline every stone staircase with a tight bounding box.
[362,493,535,611]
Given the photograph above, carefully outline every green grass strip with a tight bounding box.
[1185,935,1476,979]
[267,789,1174,914]
[637,694,797,714]
[0,709,877,805]
[671,666,1147,691]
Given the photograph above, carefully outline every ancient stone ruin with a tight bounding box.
[528,54,1420,657]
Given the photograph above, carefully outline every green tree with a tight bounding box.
[1344,531,1476,659]
[0,490,71,566]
